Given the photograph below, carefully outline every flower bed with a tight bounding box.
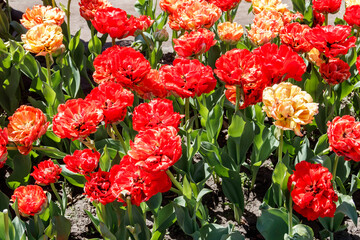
[0,0,359,239]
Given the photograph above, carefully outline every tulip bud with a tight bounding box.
[154,29,169,42]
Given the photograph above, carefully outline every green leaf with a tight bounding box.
[151,204,176,239]
[314,134,329,155]
[20,54,38,79]
[6,153,31,189]
[336,194,358,226]
[205,97,224,141]
[0,191,9,211]
[199,142,230,178]
[284,224,314,240]
[60,165,86,187]
[222,171,244,218]
[257,205,299,240]
[271,161,290,207]
[68,30,85,69]
[99,145,111,172]
[183,175,192,200]
[54,216,71,240]
[88,34,102,55]
[42,82,56,106]
[173,204,197,235]
[37,146,67,159]
[146,193,162,214]
[199,223,245,240]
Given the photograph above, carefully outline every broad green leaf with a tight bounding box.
[60,165,86,187]
[6,153,31,189]
[99,145,111,172]
[336,194,358,226]
[257,205,299,240]
[284,224,314,240]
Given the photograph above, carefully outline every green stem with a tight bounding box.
[324,13,328,26]
[234,86,240,113]
[288,185,294,237]
[7,146,55,151]
[166,170,183,193]
[185,98,191,159]
[226,10,232,23]
[50,183,64,215]
[112,123,128,154]
[126,197,134,226]
[5,0,11,22]
[3,210,9,240]
[317,147,330,156]
[45,53,52,87]
[66,0,72,40]
[330,218,334,240]
[112,38,116,46]
[332,155,339,183]
[170,187,182,195]
[80,138,96,150]
[278,129,284,163]
[52,0,56,7]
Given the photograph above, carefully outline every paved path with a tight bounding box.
[9,0,345,52]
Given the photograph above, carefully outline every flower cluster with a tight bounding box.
[31,160,62,185]
[173,28,216,58]
[162,0,222,31]
[248,9,284,46]
[106,99,182,206]
[327,116,360,162]
[79,0,112,21]
[20,5,64,56]
[21,5,65,29]
[11,185,48,217]
[64,149,100,175]
[159,58,217,98]
[8,106,49,155]
[279,22,312,53]
[217,22,244,45]
[288,161,338,221]
[262,82,318,136]
[206,0,241,12]
[215,43,306,109]
[249,0,303,45]
[91,7,153,39]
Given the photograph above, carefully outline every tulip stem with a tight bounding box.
[278,129,284,163]
[226,10,232,23]
[170,187,182,195]
[3,210,10,240]
[52,0,56,7]
[324,13,328,26]
[66,0,72,40]
[185,98,191,160]
[166,170,183,193]
[45,53,52,87]
[288,184,294,237]
[332,155,339,183]
[112,123,128,154]
[112,38,116,46]
[234,86,240,113]
[50,183,64,215]
[126,197,134,226]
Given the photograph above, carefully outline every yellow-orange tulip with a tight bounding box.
[248,10,283,46]
[22,23,63,56]
[262,82,318,136]
[217,22,244,45]
[20,5,65,29]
